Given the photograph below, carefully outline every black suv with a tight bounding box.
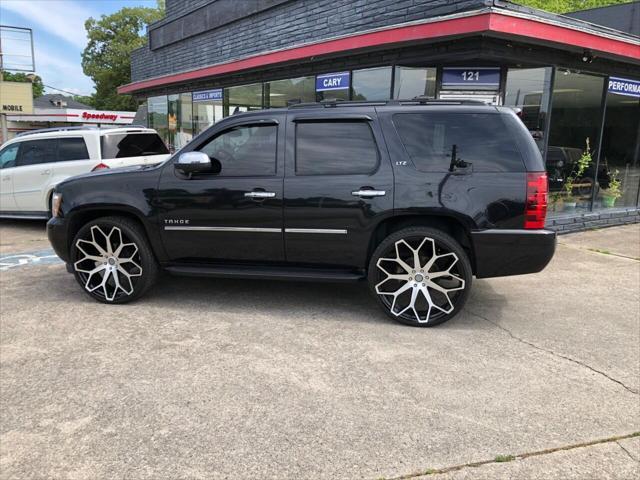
[47,100,555,327]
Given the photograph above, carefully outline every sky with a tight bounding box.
[0,0,159,96]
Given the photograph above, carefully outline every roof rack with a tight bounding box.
[15,124,149,138]
[288,98,489,109]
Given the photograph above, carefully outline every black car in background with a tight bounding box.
[47,100,555,327]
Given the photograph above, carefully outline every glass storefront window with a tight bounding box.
[265,77,315,107]
[352,66,392,101]
[393,67,436,99]
[225,83,263,117]
[147,95,168,148]
[596,91,640,209]
[504,67,552,153]
[193,89,223,135]
[546,70,605,215]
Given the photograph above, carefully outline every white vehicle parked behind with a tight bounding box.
[0,126,170,219]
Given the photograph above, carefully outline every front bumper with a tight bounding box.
[47,216,71,264]
[471,229,556,279]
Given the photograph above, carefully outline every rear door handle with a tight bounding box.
[351,189,386,198]
[2,176,10,181]
[244,191,276,198]
[41,169,51,175]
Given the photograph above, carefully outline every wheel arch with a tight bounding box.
[367,214,476,274]
[66,206,159,260]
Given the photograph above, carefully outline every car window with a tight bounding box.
[16,139,57,167]
[198,124,277,176]
[101,133,169,159]
[57,138,89,162]
[0,143,20,169]
[295,121,379,175]
[393,112,525,172]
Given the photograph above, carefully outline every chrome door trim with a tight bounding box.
[284,228,348,234]
[164,226,282,233]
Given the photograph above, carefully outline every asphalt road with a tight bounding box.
[1,220,638,479]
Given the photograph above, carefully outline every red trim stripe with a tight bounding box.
[118,11,640,94]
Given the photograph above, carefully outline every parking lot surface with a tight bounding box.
[1,220,638,479]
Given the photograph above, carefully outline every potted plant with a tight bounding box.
[601,170,621,208]
[563,138,592,211]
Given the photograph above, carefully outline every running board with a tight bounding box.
[165,264,365,282]
[0,211,48,220]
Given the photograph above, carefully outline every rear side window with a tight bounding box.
[101,133,169,159]
[57,138,89,161]
[393,112,525,172]
[296,121,379,175]
[17,139,56,167]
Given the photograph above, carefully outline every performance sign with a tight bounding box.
[608,77,640,98]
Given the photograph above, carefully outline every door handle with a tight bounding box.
[1,176,10,181]
[41,170,51,175]
[351,189,386,198]
[244,191,276,199]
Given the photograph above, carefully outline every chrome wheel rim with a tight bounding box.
[74,225,142,301]
[375,236,465,324]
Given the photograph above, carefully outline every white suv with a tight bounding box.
[0,126,170,219]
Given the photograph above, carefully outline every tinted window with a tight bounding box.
[101,133,169,159]
[296,121,378,175]
[393,113,525,172]
[17,139,57,167]
[0,144,20,169]
[57,138,89,161]
[199,124,277,176]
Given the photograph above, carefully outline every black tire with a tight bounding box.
[367,227,472,327]
[70,216,159,304]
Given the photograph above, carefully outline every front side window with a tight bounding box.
[393,113,525,173]
[57,138,89,162]
[199,124,277,176]
[296,121,379,175]
[17,139,56,167]
[0,143,20,169]
[101,133,169,159]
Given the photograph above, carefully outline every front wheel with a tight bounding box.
[368,227,472,327]
[71,216,158,303]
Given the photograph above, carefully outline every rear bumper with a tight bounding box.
[47,216,71,264]
[471,229,556,279]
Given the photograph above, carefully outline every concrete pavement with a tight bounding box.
[1,221,638,479]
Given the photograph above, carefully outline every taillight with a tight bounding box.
[91,163,109,172]
[524,172,548,229]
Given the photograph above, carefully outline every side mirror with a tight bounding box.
[174,152,221,176]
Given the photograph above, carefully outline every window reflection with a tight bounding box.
[266,77,315,107]
[597,91,640,209]
[504,67,552,153]
[352,67,392,101]
[394,67,436,99]
[547,70,605,214]
[225,83,263,116]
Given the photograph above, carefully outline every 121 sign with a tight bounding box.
[442,68,500,89]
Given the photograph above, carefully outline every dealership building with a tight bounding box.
[119,0,640,230]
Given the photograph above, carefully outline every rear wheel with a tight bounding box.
[71,216,158,303]
[368,227,472,327]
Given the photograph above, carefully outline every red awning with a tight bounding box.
[118,10,640,94]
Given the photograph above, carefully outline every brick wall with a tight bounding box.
[547,208,640,234]
[132,0,488,82]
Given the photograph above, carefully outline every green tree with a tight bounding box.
[0,71,45,98]
[82,3,163,111]
[514,0,629,13]
[73,94,97,108]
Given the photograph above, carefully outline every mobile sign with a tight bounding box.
[608,77,640,98]
[193,89,223,102]
[316,72,350,92]
[442,68,501,89]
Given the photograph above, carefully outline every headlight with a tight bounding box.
[51,192,62,217]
